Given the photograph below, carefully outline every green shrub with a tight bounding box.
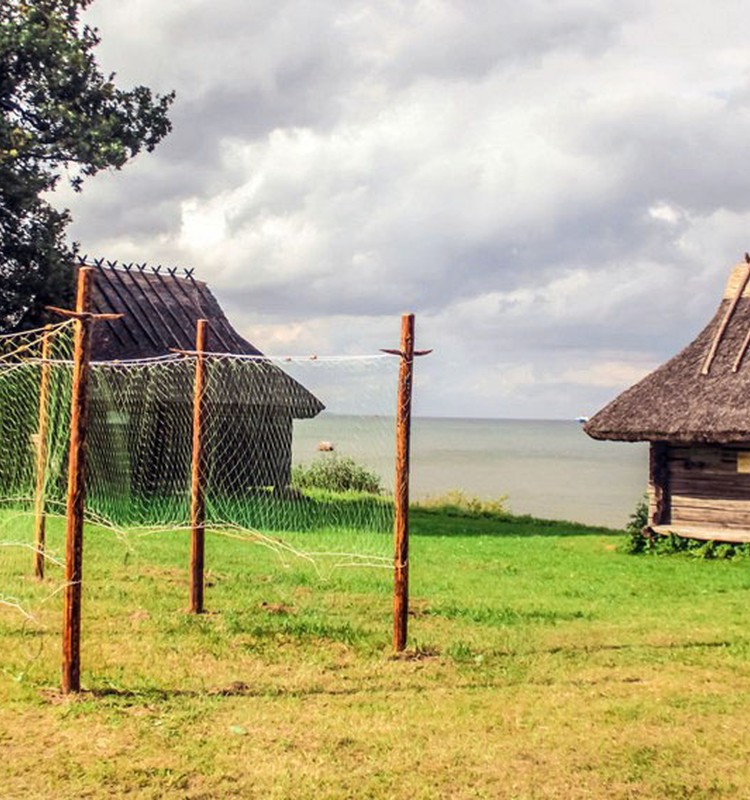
[291,455,382,495]
[624,494,650,554]
[414,490,509,518]
[652,532,689,555]
[624,494,750,559]
[655,535,750,560]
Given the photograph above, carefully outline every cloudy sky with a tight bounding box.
[56,0,750,419]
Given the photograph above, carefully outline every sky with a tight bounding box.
[55,0,750,419]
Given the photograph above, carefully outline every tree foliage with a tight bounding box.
[0,0,174,328]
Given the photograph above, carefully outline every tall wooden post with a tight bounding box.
[33,325,53,579]
[62,268,95,694]
[393,313,415,651]
[190,319,208,614]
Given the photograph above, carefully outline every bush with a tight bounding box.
[291,455,383,495]
[625,493,750,559]
[624,494,650,554]
[414,490,509,517]
[654,535,750,560]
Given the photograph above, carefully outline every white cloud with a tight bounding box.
[179,198,228,249]
[648,203,681,224]
[561,360,656,388]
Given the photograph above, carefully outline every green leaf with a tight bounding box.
[0,0,174,328]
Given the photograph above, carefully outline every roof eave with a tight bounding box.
[584,425,750,445]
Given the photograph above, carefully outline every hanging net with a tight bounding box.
[0,322,75,626]
[84,352,397,567]
[0,333,398,628]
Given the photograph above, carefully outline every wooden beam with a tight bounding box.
[189,319,208,614]
[652,524,750,544]
[701,263,750,375]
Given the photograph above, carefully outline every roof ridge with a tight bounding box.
[76,255,200,283]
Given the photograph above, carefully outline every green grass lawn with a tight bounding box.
[3,504,750,798]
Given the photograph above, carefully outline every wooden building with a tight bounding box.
[84,262,324,499]
[585,259,750,542]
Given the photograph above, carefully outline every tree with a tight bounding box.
[0,0,174,329]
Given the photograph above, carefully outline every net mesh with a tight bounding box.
[0,331,398,627]
[85,352,397,567]
[0,322,75,625]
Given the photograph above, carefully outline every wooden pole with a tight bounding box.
[33,325,53,579]
[62,268,94,694]
[189,319,208,614]
[393,313,415,651]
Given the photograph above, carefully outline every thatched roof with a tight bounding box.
[88,263,262,360]
[85,263,324,419]
[585,261,750,444]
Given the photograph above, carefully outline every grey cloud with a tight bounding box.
[559,94,750,214]
[59,1,750,417]
[381,0,635,84]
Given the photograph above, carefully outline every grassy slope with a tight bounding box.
[2,508,750,799]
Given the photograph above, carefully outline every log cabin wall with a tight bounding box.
[659,443,750,529]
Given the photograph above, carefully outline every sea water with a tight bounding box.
[292,415,647,529]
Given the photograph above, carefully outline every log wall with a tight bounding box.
[660,443,750,529]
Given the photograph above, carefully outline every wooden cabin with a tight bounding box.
[83,262,324,499]
[585,259,750,542]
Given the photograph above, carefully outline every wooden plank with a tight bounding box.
[701,262,750,375]
[671,495,750,528]
[669,478,750,501]
[652,524,750,543]
[668,444,735,469]
[104,266,164,351]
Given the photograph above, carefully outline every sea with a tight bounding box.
[292,415,648,530]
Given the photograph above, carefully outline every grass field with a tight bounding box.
[3,502,750,799]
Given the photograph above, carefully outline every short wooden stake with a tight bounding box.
[62,268,95,694]
[189,319,208,614]
[393,313,415,651]
[33,325,53,580]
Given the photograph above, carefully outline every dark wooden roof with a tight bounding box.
[85,263,323,419]
[585,261,750,443]
[87,263,263,360]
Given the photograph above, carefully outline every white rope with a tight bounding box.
[86,352,392,367]
[0,319,74,340]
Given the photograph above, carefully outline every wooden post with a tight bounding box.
[189,319,208,614]
[33,325,53,579]
[393,313,415,651]
[62,268,95,694]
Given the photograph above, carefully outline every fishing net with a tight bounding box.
[0,322,75,626]
[0,335,398,629]
[84,352,398,567]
